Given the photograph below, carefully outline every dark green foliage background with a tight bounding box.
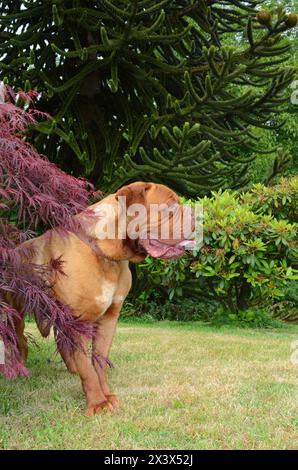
[0,0,297,196]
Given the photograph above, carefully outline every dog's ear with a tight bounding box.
[115,182,152,207]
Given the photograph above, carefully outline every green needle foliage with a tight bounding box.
[0,1,297,195]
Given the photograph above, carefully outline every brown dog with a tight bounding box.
[14,182,195,415]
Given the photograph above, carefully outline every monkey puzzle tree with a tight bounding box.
[0,1,297,196]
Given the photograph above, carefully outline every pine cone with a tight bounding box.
[256,10,272,26]
[286,13,298,28]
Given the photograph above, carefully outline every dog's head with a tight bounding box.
[81,182,196,261]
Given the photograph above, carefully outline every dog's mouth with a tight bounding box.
[138,238,196,260]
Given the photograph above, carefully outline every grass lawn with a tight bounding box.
[0,320,298,450]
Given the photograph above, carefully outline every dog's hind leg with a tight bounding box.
[14,316,28,365]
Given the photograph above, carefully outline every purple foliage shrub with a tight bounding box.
[0,83,99,378]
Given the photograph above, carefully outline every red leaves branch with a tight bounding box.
[0,83,100,378]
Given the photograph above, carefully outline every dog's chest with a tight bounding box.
[95,279,117,315]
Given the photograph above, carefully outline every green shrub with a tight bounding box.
[192,190,297,312]
[122,298,216,322]
[212,307,283,328]
[241,176,298,223]
[270,281,298,323]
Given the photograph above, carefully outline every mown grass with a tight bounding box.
[0,320,298,450]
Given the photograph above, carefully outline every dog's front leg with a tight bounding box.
[58,346,78,374]
[70,337,113,416]
[93,301,123,410]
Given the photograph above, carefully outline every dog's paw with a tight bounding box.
[106,394,120,410]
[85,400,113,416]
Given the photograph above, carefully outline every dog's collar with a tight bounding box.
[75,232,116,261]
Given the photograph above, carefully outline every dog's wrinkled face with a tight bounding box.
[115,182,196,260]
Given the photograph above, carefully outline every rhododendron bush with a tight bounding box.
[0,83,98,378]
